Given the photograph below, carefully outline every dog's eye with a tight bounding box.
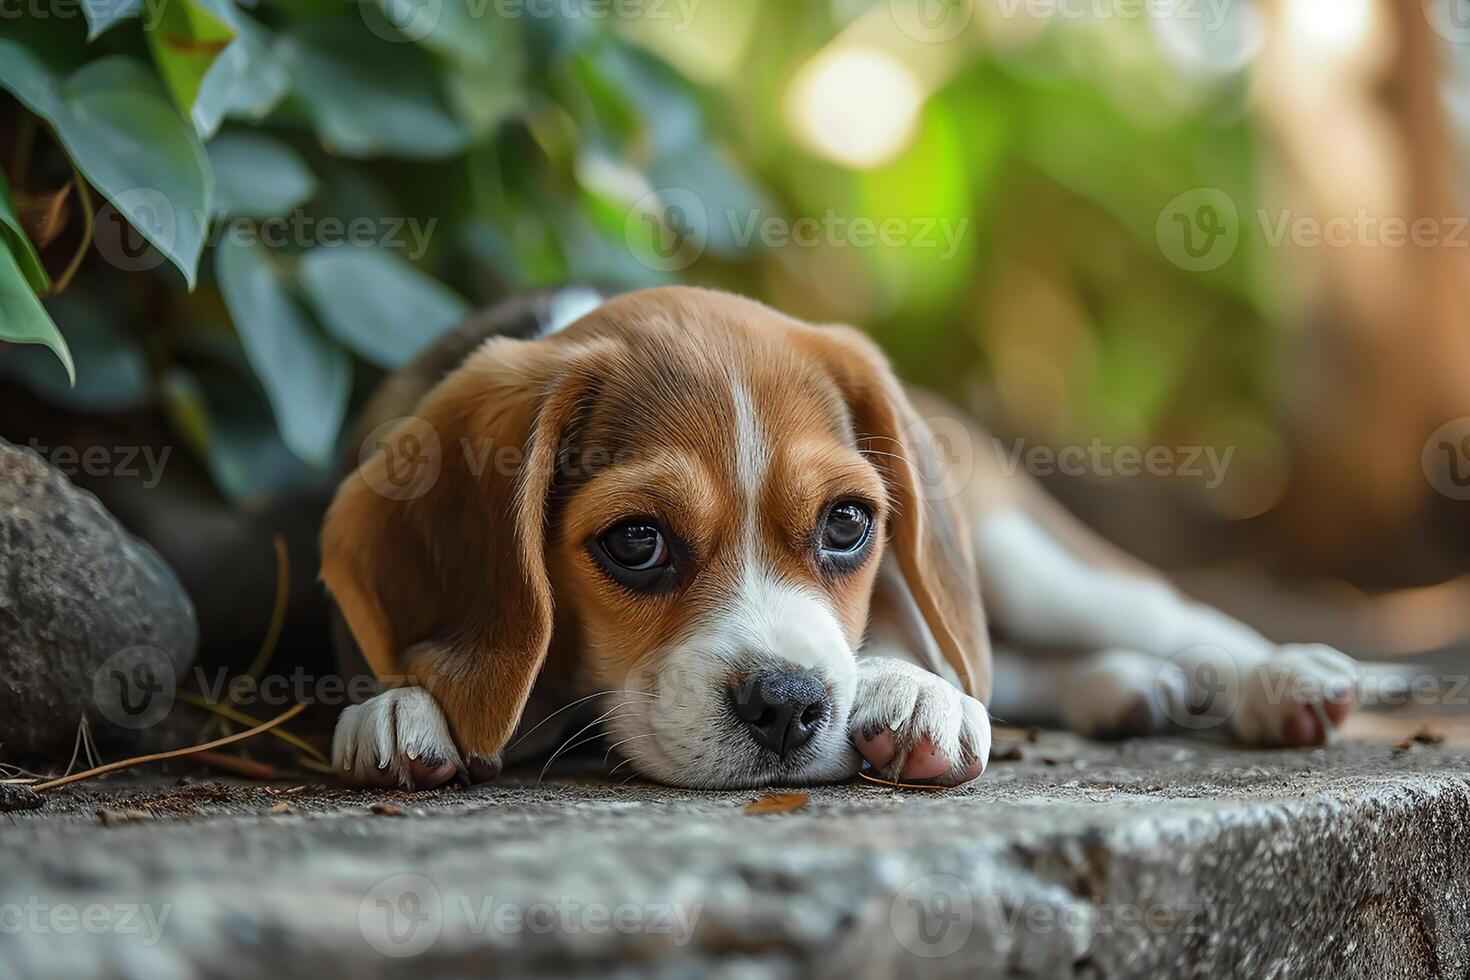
[821,501,872,556]
[589,518,679,594]
[599,520,670,571]
[592,519,675,593]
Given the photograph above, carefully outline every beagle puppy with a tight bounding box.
[324,286,1359,790]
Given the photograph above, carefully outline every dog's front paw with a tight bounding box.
[1231,644,1358,747]
[848,659,991,786]
[333,687,501,789]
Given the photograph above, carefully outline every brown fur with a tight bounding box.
[321,286,992,760]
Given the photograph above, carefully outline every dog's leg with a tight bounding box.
[976,509,1357,745]
[990,645,1192,738]
[333,672,581,789]
[852,563,990,785]
[332,687,479,789]
[847,655,991,786]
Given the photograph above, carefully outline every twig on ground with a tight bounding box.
[296,757,338,776]
[190,751,286,781]
[32,704,306,792]
[178,691,326,763]
[42,170,92,296]
[198,536,291,742]
[857,772,955,791]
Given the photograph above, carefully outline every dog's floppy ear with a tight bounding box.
[321,335,606,759]
[807,325,991,701]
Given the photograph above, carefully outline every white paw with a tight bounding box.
[1060,649,1187,738]
[848,659,991,786]
[332,687,465,789]
[1230,644,1359,746]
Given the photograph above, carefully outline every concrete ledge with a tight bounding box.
[3,738,1468,978]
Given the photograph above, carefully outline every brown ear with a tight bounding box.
[807,326,991,701]
[321,335,604,758]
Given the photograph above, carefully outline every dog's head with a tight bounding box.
[322,287,986,787]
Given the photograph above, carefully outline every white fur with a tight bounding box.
[991,646,1188,736]
[848,658,990,783]
[602,573,860,788]
[595,380,864,788]
[864,559,959,686]
[729,381,767,487]
[332,687,461,787]
[729,379,769,553]
[978,509,1361,744]
[1233,643,1359,743]
[976,509,1272,659]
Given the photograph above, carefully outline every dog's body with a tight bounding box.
[324,286,1358,790]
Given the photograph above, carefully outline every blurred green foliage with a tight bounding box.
[0,0,1279,509]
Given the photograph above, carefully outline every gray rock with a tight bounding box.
[0,440,197,761]
[1,737,1466,978]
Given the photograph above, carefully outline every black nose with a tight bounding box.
[728,669,830,759]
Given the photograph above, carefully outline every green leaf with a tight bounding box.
[0,170,50,293]
[366,0,508,67]
[207,131,317,218]
[215,235,350,467]
[279,21,468,160]
[176,0,272,139]
[299,246,469,369]
[161,364,325,503]
[0,246,74,385]
[221,16,290,123]
[578,39,703,157]
[644,142,771,258]
[361,0,528,137]
[145,0,236,124]
[0,291,148,411]
[0,50,214,287]
[444,46,525,139]
[81,0,144,40]
[161,366,212,460]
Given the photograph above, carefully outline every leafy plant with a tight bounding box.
[0,2,767,501]
[0,0,1275,506]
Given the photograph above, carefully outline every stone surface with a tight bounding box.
[2,734,1467,979]
[0,440,197,760]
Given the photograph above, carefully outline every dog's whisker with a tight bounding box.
[602,732,658,768]
[537,701,641,784]
[857,447,920,480]
[609,755,643,781]
[543,714,642,767]
[507,689,657,752]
